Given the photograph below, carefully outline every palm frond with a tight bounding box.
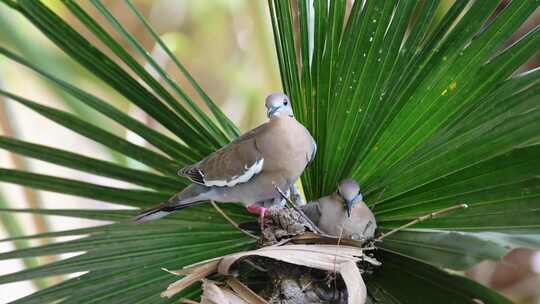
[269,0,540,302]
[0,0,538,302]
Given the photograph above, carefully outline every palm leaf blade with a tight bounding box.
[0,0,538,302]
[0,89,181,175]
[0,136,183,192]
[0,168,169,207]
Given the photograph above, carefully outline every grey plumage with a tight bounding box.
[134,184,208,223]
[301,179,377,241]
[135,93,316,223]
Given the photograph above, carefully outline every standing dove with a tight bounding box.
[301,179,377,241]
[135,93,316,224]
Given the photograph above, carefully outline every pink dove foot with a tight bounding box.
[247,204,268,230]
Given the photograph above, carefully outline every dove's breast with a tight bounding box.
[258,116,315,181]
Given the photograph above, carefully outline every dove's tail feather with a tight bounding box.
[134,203,196,224]
[134,184,212,224]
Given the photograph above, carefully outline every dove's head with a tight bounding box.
[337,179,364,218]
[265,93,293,119]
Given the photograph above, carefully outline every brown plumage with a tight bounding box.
[302,179,377,241]
[135,93,316,223]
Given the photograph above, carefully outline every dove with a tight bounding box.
[135,93,316,225]
[301,179,376,241]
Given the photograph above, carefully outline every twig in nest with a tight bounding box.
[210,200,259,239]
[274,185,324,234]
[226,277,268,304]
[241,258,268,272]
[375,203,468,242]
[330,227,344,296]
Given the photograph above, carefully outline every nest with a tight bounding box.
[258,206,316,246]
[161,207,380,304]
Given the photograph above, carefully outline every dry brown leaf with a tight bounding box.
[162,244,373,304]
[218,244,365,274]
[200,280,249,304]
[340,260,367,304]
[217,245,367,304]
[291,232,366,247]
[173,256,224,275]
[227,277,268,304]
[161,260,219,298]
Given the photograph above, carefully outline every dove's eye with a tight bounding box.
[284,100,289,106]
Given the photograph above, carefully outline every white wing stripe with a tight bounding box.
[204,158,264,187]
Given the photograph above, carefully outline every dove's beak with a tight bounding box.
[346,200,353,218]
[267,105,282,118]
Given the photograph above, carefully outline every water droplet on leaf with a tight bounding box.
[449,81,457,91]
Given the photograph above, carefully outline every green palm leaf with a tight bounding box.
[0,0,538,303]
